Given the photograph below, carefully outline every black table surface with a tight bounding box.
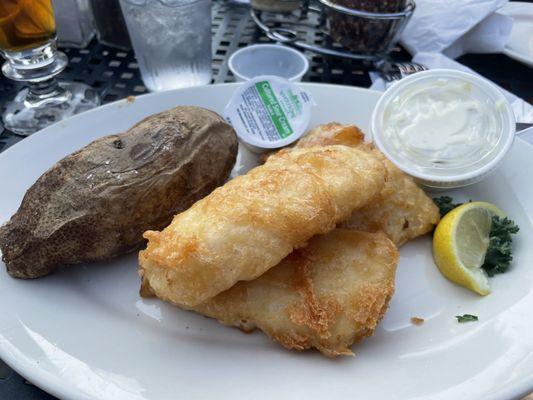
[0,1,532,399]
[1,1,532,150]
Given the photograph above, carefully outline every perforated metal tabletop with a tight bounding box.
[1,1,531,153]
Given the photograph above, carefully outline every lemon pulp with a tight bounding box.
[432,202,504,295]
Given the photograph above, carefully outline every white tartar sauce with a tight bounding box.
[382,77,502,174]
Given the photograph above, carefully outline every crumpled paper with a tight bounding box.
[519,126,533,145]
[443,12,513,59]
[401,0,511,58]
[370,0,533,124]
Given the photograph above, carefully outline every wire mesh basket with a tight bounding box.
[251,0,415,63]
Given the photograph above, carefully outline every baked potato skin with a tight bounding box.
[0,106,238,278]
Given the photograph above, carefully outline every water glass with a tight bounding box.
[0,0,100,135]
[119,0,212,92]
[91,0,132,50]
[52,0,95,48]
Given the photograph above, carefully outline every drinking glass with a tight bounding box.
[0,0,100,136]
[119,0,212,92]
[91,0,131,50]
[52,0,96,48]
[322,0,414,56]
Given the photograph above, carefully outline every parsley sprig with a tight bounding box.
[456,314,478,323]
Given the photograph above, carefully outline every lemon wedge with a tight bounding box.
[432,202,504,295]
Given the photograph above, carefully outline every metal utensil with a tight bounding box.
[380,61,427,86]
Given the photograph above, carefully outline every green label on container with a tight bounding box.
[255,81,294,139]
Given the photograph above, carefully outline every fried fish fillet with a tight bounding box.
[295,123,440,246]
[186,229,398,357]
[139,145,386,307]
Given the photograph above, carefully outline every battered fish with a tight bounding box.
[189,229,398,357]
[295,123,440,246]
[140,145,386,307]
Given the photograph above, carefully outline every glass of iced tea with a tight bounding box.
[0,0,100,135]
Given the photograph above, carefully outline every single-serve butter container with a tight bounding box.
[371,69,516,189]
[225,76,314,153]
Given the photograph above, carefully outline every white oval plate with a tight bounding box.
[498,1,533,67]
[1,83,533,400]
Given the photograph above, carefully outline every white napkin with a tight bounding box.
[401,0,512,58]
[519,127,533,145]
[443,13,513,59]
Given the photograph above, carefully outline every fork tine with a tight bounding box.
[378,62,427,86]
[396,62,427,77]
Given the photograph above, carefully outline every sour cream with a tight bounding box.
[372,70,515,189]
[383,79,502,169]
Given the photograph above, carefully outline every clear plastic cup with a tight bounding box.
[119,0,212,92]
[228,44,309,82]
[371,69,515,189]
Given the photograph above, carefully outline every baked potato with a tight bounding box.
[0,106,238,278]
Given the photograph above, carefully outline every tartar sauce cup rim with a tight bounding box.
[228,44,310,82]
[371,69,516,184]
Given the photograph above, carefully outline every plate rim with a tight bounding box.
[1,82,533,400]
[0,82,382,160]
[0,82,383,400]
